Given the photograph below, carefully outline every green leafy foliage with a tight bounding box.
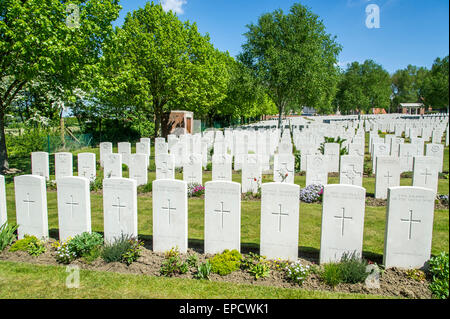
[9,235,46,256]
[320,253,369,286]
[102,234,143,265]
[160,247,189,277]
[427,252,449,299]
[194,260,212,280]
[209,249,242,276]
[248,262,271,280]
[67,232,103,258]
[0,223,18,251]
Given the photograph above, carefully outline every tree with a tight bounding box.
[335,60,391,114]
[240,3,341,128]
[391,64,428,109]
[422,56,449,111]
[104,2,229,138]
[0,0,121,171]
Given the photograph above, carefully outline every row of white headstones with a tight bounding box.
[0,174,436,269]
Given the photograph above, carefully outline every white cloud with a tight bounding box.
[160,0,187,15]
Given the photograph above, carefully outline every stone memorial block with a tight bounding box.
[57,176,91,242]
[410,137,425,156]
[0,175,6,226]
[412,156,439,193]
[103,153,122,178]
[129,153,148,186]
[383,187,435,269]
[31,152,49,180]
[156,153,175,180]
[99,142,113,167]
[375,156,400,199]
[348,143,364,157]
[155,138,168,163]
[273,154,295,183]
[118,142,131,167]
[77,153,96,182]
[339,155,363,187]
[425,143,444,173]
[398,143,416,172]
[212,153,232,181]
[135,142,150,167]
[260,182,300,261]
[390,137,404,156]
[241,154,262,193]
[152,179,188,253]
[55,152,73,180]
[324,143,340,173]
[183,153,202,185]
[204,181,241,254]
[278,142,293,155]
[103,178,138,244]
[372,143,390,173]
[320,184,366,264]
[14,175,48,239]
[306,155,328,186]
[298,145,316,171]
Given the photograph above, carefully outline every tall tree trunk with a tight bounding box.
[60,109,65,149]
[0,107,9,172]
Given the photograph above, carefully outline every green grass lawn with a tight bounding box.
[1,142,449,299]
[0,261,391,299]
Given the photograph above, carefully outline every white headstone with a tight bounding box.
[273,154,295,183]
[204,181,241,254]
[129,154,148,186]
[0,175,6,226]
[77,153,96,182]
[383,186,435,269]
[156,153,175,180]
[399,143,416,172]
[103,178,138,244]
[241,154,262,193]
[212,153,232,181]
[260,182,300,261]
[152,179,188,253]
[57,176,91,242]
[339,155,364,187]
[14,175,48,240]
[412,156,440,193]
[31,152,49,180]
[306,155,328,186]
[375,156,400,199]
[118,142,131,167]
[425,143,444,173]
[55,152,73,180]
[183,153,202,185]
[324,143,340,173]
[99,142,113,167]
[320,184,366,264]
[103,153,122,178]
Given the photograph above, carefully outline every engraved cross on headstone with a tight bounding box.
[334,207,352,237]
[384,171,393,185]
[272,204,289,232]
[400,210,421,240]
[162,199,176,225]
[112,196,126,223]
[213,201,231,229]
[65,195,79,219]
[420,168,432,184]
[23,192,35,219]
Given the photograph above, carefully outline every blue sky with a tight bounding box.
[113,0,449,74]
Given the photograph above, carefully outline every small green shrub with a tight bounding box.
[209,249,242,276]
[186,253,199,268]
[427,252,449,299]
[339,253,369,284]
[195,260,212,280]
[320,253,369,286]
[406,269,426,282]
[0,222,18,251]
[160,247,189,277]
[321,263,342,287]
[90,177,103,192]
[102,234,143,265]
[9,235,46,257]
[249,262,271,279]
[52,238,77,264]
[137,182,152,194]
[67,232,103,258]
[206,162,212,171]
[240,252,264,270]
